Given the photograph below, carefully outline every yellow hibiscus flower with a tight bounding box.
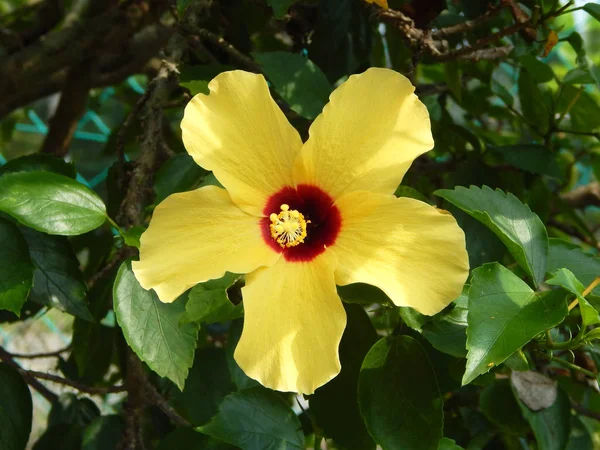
[132,68,469,394]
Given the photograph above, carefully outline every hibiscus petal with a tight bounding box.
[181,71,303,216]
[132,186,279,303]
[235,253,346,394]
[293,68,433,199]
[332,191,469,315]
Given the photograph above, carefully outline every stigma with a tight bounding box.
[269,204,309,248]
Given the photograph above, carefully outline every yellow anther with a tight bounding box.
[269,205,309,248]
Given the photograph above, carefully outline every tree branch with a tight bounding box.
[3,345,71,359]
[24,370,127,395]
[561,182,600,209]
[0,346,58,403]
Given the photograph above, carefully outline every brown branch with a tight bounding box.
[4,345,71,359]
[0,346,58,403]
[561,182,600,209]
[144,377,191,427]
[87,246,137,290]
[25,370,127,395]
[431,5,506,39]
[41,63,92,156]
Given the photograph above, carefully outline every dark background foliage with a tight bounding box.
[1,0,600,449]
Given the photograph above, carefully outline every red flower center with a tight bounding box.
[261,184,341,262]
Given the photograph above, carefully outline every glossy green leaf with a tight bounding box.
[199,388,305,450]
[422,302,468,358]
[435,185,548,287]
[464,263,568,385]
[566,416,594,450]
[33,425,82,450]
[113,260,198,389]
[445,62,462,102]
[181,273,242,325]
[547,238,600,295]
[82,415,124,450]
[266,0,294,18]
[394,185,431,203]
[583,3,600,21]
[0,363,32,450]
[491,145,560,178]
[479,380,529,435]
[359,336,443,450]
[310,304,378,450]
[122,225,144,249]
[22,228,93,321]
[518,388,571,450]
[0,172,106,236]
[546,268,600,327]
[0,218,34,316]
[48,394,100,428]
[492,80,513,107]
[154,154,206,204]
[171,347,235,426]
[254,51,332,119]
[0,154,76,178]
[519,55,554,83]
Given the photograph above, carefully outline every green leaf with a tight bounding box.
[491,145,561,178]
[438,438,464,450]
[463,263,568,385]
[181,273,242,325]
[546,268,600,327]
[154,154,206,204]
[0,218,34,316]
[266,0,294,18]
[583,3,600,21]
[254,51,332,119]
[394,185,431,203]
[435,185,548,287]
[310,304,378,450]
[444,62,462,102]
[179,65,234,96]
[33,425,82,450]
[492,80,513,107]
[518,388,571,450]
[199,388,305,450]
[358,336,443,450]
[504,349,529,371]
[479,380,529,435]
[421,302,468,358]
[557,85,600,132]
[122,225,144,249]
[519,55,554,83]
[157,428,236,450]
[48,394,100,428]
[337,282,391,305]
[22,228,93,321]
[0,154,76,178]
[518,69,550,135]
[82,415,124,450]
[547,238,600,296]
[171,347,235,426]
[113,260,198,389]
[0,172,107,236]
[563,68,595,85]
[566,416,594,450]
[226,319,260,391]
[0,363,32,450]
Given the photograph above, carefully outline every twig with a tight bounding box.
[538,351,597,379]
[182,26,262,73]
[432,5,506,39]
[144,378,191,427]
[562,182,600,209]
[572,403,600,422]
[87,246,137,289]
[0,346,58,403]
[24,370,127,395]
[5,345,71,359]
[41,63,92,156]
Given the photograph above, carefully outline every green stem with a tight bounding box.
[106,216,126,237]
[537,351,597,379]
